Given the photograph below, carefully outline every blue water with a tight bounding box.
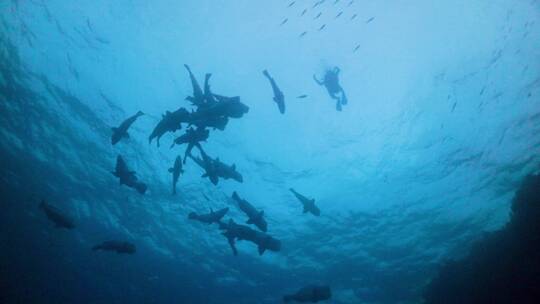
[1,1,539,303]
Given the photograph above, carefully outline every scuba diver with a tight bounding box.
[313,66,348,111]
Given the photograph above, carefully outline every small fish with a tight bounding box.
[335,11,343,19]
[299,31,307,38]
[296,95,308,99]
[353,44,360,52]
[288,1,296,8]
[366,17,375,23]
[301,8,307,16]
[318,24,326,31]
[312,0,325,8]
[451,102,457,112]
[280,18,288,26]
[314,12,322,19]
[347,0,354,7]
[351,14,357,20]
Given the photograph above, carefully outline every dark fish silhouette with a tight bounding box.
[112,155,147,194]
[189,207,229,225]
[335,11,343,19]
[148,108,190,147]
[219,219,281,256]
[189,149,243,185]
[299,31,307,38]
[170,126,209,163]
[351,14,357,20]
[111,111,144,145]
[40,200,75,229]
[366,17,375,23]
[262,70,285,114]
[290,188,320,216]
[232,191,267,232]
[184,64,204,106]
[301,9,308,16]
[288,1,296,8]
[283,285,332,303]
[318,24,326,31]
[169,155,184,195]
[353,44,360,52]
[314,12,322,19]
[347,0,354,7]
[280,18,289,26]
[92,241,136,254]
[296,95,308,99]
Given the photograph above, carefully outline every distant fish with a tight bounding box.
[353,44,360,52]
[334,0,340,4]
[299,31,307,38]
[366,17,375,23]
[318,24,326,31]
[351,14,357,20]
[335,11,343,19]
[40,200,75,229]
[288,1,296,8]
[451,102,457,112]
[301,8,307,16]
[280,18,289,26]
[347,0,354,6]
[296,95,308,99]
[314,12,322,19]
[312,0,325,8]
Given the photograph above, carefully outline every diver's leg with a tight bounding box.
[340,88,348,105]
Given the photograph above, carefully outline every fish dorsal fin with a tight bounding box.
[303,205,309,213]
[258,245,266,255]
[168,168,174,173]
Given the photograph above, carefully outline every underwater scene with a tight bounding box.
[1,0,540,303]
